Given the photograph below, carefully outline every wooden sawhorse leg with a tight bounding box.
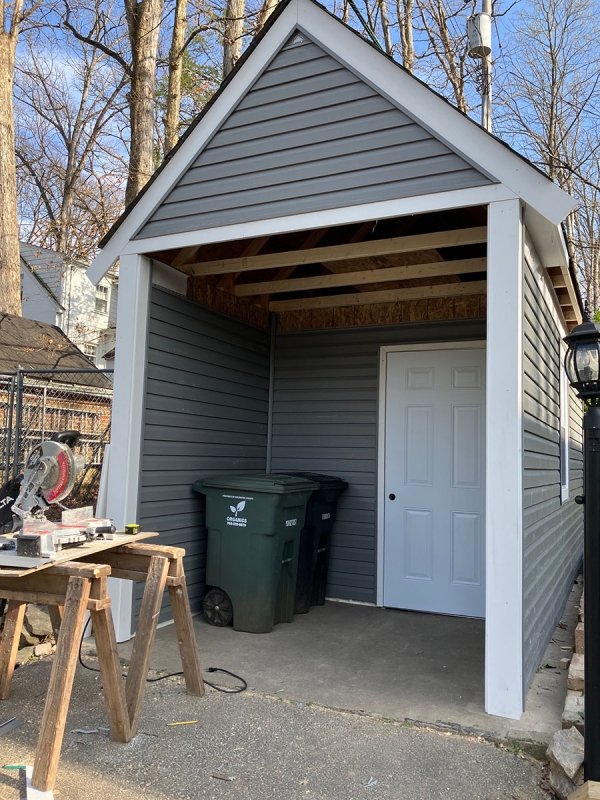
[0,599,26,699]
[0,562,131,793]
[79,543,205,735]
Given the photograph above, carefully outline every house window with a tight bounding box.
[559,357,570,504]
[83,343,96,358]
[95,285,108,314]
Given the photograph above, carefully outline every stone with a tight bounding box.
[560,657,571,669]
[34,641,53,657]
[568,653,585,691]
[24,604,53,638]
[549,762,577,800]
[19,627,39,648]
[546,726,585,782]
[562,694,585,734]
[575,622,585,654]
[15,646,35,665]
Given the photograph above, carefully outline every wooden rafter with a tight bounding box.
[268,280,487,311]
[187,227,487,276]
[234,257,486,297]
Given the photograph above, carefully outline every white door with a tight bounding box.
[383,347,486,617]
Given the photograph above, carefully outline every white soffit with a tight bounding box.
[87,0,576,284]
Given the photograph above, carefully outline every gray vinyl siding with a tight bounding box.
[270,318,486,603]
[135,34,492,240]
[522,256,584,691]
[137,287,270,623]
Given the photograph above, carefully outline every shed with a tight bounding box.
[88,0,584,720]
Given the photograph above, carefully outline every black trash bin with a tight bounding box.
[283,472,348,614]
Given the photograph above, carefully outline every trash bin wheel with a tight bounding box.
[203,588,233,627]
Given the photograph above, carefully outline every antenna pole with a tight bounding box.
[481,0,492,132]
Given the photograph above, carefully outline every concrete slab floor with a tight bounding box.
[116,578,581,751]
[0,661,550,800]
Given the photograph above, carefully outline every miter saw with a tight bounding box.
[0,431,115,567]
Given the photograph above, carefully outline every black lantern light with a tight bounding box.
[564,318,600,403]
[564,313,600,788]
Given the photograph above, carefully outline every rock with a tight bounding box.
[548,762,577,800]
[562,694,585,734]
[575,622,584,654]
[546,726,585,782]
[15,646,36,665]
[560,657,571,670]
[19,627,39,648]
[568,653,585,691]
[34,641,53,657]
[24,605,53,638]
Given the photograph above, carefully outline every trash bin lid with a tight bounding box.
[193,473,318,495]
[282,472,348,490]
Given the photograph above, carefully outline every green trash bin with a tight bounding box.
[193,474,317,633]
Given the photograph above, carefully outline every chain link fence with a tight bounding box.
[0,369,113,515]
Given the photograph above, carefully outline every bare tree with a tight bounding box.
[223,0,245,76]
[15,34,128,258]
[496,0,600,310]
[164,0,188,152]
[0,0,45,315]
[64,0,164,205]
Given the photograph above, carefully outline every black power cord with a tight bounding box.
[78,618,247,694]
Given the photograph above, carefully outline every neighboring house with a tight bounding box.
[87,0,584,721]
[19,242,117,368]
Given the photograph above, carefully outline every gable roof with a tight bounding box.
[88,0,575,283]
[0,314,112,388]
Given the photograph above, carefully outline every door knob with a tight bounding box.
[388,493,396,501]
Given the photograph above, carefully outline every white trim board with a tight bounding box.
[376,341,486,608]
[106,253,153,641]
[87,0,574,284]
[485,199,524,719]
[117,185,514,261]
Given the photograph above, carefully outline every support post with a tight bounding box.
[485,198,524,718]
[583,405,600,781]
[481,0,492,132]
[13,368,23,475]
[105,253,152,641]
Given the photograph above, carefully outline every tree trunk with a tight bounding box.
[124,0,165,205]
[223,0,245,78]
[256,0,277,32]
[0,30,22,315]
[164,0,188,154]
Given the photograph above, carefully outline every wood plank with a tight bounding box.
[235,257,486,296]
[0,600,26,700]
[125,555,169,737]
[115,543,185,560]
[172,245,201,268]
[90,605,130,743]
[569,782,600,800]
[32,576,91,792]
[269,280,487,311]
[0,531,158,579]
[168,576,205,697]
[188,227,487,276]
[47,562,111,579]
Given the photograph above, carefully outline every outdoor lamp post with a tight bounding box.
[564,316,600,788]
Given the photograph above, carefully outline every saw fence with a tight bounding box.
[0,536,204,795]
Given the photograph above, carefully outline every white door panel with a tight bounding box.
[383,348,486,617]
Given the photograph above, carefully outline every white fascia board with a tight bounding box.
[121,184,516,257]
[296,0,575,226]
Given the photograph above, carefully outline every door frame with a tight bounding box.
[376,341,487,607]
